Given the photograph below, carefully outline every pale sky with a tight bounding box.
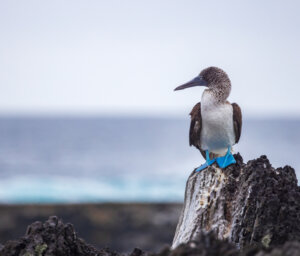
[0,0,300,117]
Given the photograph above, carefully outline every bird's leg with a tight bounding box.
[195,150,216,172]
[205,150,210,161]
[216,146,236,168]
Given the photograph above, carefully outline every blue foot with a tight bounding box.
[216,147,236,168]
[196,150,216,172]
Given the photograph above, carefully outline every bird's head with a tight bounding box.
[174,67,231,100]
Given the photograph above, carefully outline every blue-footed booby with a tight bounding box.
[174,67,242,171]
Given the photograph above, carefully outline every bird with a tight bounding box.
[174,67,242,171]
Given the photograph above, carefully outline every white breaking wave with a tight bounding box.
[0,175,185,203]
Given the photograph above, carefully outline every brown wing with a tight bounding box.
[232,103,242,143]
[189,103,206,158]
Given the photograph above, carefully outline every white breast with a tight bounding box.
[200,91,235,156]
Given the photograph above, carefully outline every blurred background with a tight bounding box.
[0,0,299,252]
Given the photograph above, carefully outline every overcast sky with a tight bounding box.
[0,0,299,117]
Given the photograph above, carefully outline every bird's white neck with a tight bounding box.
[201,85,230,107]
[201,90,222,109]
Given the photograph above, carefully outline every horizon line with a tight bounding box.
[0,111,299,121]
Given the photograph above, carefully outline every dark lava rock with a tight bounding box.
[172,154,300,249]
[156,233,300,256]
[0,203,182,252]
[157,232,239,256]
[0,216,100,256]
[1,216,300,256]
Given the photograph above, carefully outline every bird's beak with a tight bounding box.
[174,76,208,91]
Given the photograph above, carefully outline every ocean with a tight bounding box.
[0,117,299,203]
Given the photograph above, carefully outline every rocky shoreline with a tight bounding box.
[0,203,181,253]
[1,155,300,255]
[1,216,300,256]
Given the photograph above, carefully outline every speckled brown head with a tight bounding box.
[199,67,231,89]
[174,66,231,101]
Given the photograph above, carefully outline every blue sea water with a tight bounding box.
[0,117,299,203]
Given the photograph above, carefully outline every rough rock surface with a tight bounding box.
[0,217,300,256]
[1,216,300,256]
[0,216,101,256]
[0,217,238,256]
[0,203,181,252]
[172,154,300,249]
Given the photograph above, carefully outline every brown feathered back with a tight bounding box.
[232,103,242,143]
[189,103,205,158]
